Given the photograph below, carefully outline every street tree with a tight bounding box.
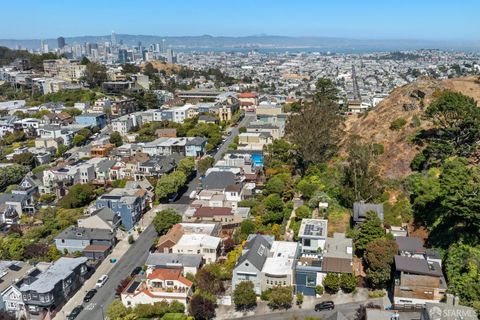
[233,281,257,310]
[152,208,181,235]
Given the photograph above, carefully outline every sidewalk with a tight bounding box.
[54,205,161,319]
[215,288,386,319]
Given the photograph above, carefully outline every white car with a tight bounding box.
[95,274,108,288]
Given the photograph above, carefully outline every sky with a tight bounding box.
[1,0,479,41]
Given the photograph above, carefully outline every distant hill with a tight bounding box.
[1,34,479,52]
[343,76,480,179]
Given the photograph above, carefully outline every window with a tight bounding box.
[306,275,316,287]
[166,281,174,286]
[303,239,311,247]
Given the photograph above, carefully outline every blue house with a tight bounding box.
[185,137,208,158]
[75,113,107,129]
[95,189,144,230]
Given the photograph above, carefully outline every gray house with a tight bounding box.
[353,201,384,224]
[232,234,274,294]
[20,257,88,318]
[202,171,236,190]
[54,226,116,254]
[145,253,203,275]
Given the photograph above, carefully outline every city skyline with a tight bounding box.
[1,0,479,41]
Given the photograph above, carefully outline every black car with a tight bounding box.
[83,289,97,303]
[130,266,142,276]
[315,301,335,311]
[67,305,84,320]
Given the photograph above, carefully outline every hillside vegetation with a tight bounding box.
[344,76,480,178]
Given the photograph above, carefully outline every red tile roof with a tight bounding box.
[238,92,258,99]
[147,268,193,286]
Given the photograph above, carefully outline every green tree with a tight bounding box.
[72,134,86,146]
[107,300,129,320]
[55,144,69,158]
[233,281,257,310]
[323,273,340,294]
[263,194,284,212]
[445,242,480,308]
[83,62,107,87]
[177,157,195,177]
[63,108,82,117]
[197,156,214,176]
[195,268,225,295]
[155,171,187,200]
[152,208,181,235]
[286,78,343,167]
[353,211,385,255]
[12,152,35,167]
[58,184,96,209]
[0,164,28,191]
[295,205,311,220]
[189,294,216,320]
[110,131,123,147]
[268,286,293,310]
[342,139,384,206]
[364,238,397,289]
[340,273,357,293]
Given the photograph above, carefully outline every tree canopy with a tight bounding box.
[152,208,181,235]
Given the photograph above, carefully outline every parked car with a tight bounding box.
[67,305,84,320]
[95,274,108,288]
[168,192,179,202]
[130,266,142,277]
[83,289,97,303]
[315,301,335,311]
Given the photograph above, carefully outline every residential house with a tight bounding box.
[90,145,115,158]
[353,201,384,224]
[77,207,121,232]
[261,241,299,292]
[247,123,283,139]
[238,92,258,110]
[237,132,273,151]
[54,226,116,256]
[0,193,35,217]
[95,188,145,230]
[135,155,180,180]
[322,233,353,274]
[0,116,19,137]
[185,137,207,158]
[198,115,218,124]
[121,268,193,308]
[44,112,74,125]
[156,224,185,254]
[395,236,425,258]
[0,261,34,319]
[233,234,274,295]
[183,207,243,226]
[19,257,89,318]
[393,255,447,307]
[112,114,141,135]
[172,234,221,264]
[145,253,203,276]
[75,113,107,129]
[298,219,328,253]
[110,97,139,117]
[202,171,236,191]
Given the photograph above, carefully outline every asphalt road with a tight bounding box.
[75,224,157,320]
[239,301,368,320]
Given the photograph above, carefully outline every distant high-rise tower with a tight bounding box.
[111,31,117,47]
[162,39,166,53]
[57,36,66,49]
